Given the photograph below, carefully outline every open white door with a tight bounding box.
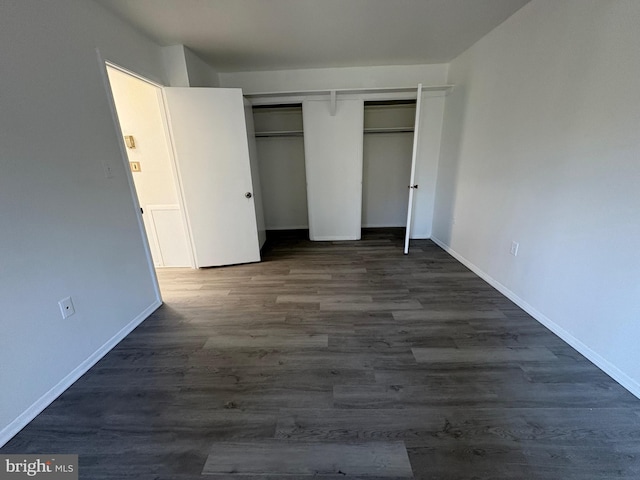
[163,87,261,267]
[403,84,423,255]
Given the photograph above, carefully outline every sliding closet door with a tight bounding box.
[163,87,261,267]
[302,98,364,241]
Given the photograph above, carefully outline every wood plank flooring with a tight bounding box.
[2,228,639,479]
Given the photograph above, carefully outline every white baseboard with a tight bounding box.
[310,236,360,241]
[0,300,162,447]
[431,236,640,400]
[361,224,405,228]
[265,225,309,231]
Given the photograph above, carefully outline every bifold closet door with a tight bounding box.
[302,98,364,241]
[163,87,261,267]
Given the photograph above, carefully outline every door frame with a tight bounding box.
[97,52,197,297]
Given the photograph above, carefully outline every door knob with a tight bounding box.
[245,192,252,198]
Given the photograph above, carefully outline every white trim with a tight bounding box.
[104,60,164,89]
[244,85,454,99]
[362,224,406,228]
[265,225,309,231]
[431,236,640,400]
[0,300,162,447]
[310,235,360,241]
[247,89,451,107]
[147,204,180,211]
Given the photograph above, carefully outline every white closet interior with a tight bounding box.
[253,105,309,231]
[362,100,416,229]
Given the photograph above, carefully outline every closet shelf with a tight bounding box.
[254,130,304,137]
[245,85,454,99]
[364,127,414,134]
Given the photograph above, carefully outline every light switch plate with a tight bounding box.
[130,161,141,172]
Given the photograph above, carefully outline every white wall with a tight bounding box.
[184,47,220,87]
[106,66,191,267]
[303,99,364,241]
[162,45,220,88]
[226,64,448,238]
[256,137,309,230]
[107,68,180,206]
[433,0,640,396]
[362,104,415,228]
[362,133,413,228]
[0,0,165,445]
[253,106,308,230]
[161,45,190,87]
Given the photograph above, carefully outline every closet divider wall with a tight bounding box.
[302,98,364,241]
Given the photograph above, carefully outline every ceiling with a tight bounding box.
[95,0,531,72]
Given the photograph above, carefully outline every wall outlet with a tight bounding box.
[58,296,75,319]
[510,241,519,256]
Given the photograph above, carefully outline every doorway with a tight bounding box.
[105,65,192,268]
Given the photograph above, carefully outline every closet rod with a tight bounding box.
[364,127,414,134]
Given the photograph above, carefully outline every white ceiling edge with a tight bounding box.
[94,0,532,73]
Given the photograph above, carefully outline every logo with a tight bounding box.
[0,455,77,480]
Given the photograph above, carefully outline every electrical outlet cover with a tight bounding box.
[58,296,75,319]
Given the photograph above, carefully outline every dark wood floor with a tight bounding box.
[3,229,640,479]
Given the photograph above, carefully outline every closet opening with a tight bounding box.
[362,100,417,234]
[252,104,309,243]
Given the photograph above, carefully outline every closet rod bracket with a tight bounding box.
[330,90,337,116]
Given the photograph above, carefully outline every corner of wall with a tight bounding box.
[184,47,220,88]
[161,45,190,87]
[0,300,162,448]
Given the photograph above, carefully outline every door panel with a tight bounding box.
[163,88,261,267]
[404,84,423,254]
